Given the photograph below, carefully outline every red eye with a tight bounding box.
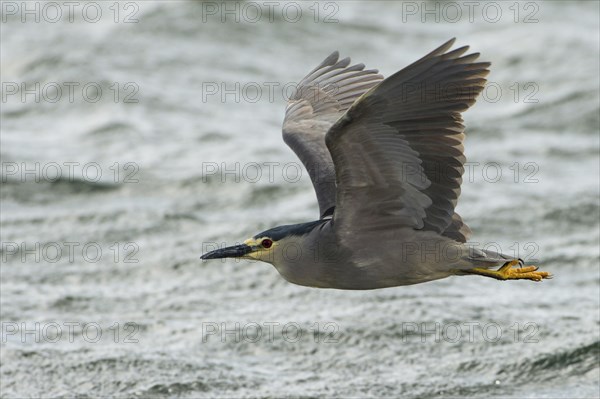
[261,239,273,249]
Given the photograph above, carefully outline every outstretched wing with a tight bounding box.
[326,38,489,243]
[282,52,383,218]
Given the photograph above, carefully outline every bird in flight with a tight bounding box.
[201,38,551,289]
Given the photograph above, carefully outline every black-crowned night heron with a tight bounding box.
[201,38,551,289]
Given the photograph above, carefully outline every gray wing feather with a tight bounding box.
[326,38,489,242]
[283,52,383,218]
[442,213,472,243]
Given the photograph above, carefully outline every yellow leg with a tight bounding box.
[463,259,552,282]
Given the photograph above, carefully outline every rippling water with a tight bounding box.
[1,1,599,398]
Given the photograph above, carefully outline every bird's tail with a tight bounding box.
[466,247,515,269]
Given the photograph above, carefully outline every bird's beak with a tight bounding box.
[201,244,253,260]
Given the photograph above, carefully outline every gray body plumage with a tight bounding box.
[201,38,548,289]
[265,220,510,289]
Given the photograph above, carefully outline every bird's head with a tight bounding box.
[200,220,325,264]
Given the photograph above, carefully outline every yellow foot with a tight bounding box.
[465,259,552,282]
